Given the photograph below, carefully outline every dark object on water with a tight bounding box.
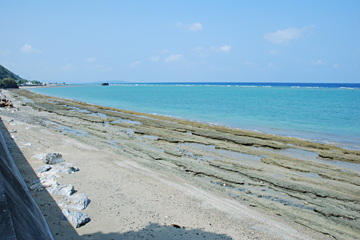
[102,83,109,86]
[171,224,181,228]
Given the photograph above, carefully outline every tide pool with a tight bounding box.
[28,83,360,150]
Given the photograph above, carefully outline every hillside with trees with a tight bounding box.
[0,64,22,81]
[0,64,42,88]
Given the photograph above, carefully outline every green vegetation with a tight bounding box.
[0,78,19,89]
[0,64,22,81]
[31,80,41,85]
[0,64,42,87]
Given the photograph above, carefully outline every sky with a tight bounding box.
[0,0,359,83]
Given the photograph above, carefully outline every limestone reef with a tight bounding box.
[6,89,360,239]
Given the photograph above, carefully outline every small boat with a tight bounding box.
[101,82,109,86]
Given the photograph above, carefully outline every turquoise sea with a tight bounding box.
[29,83,360,150]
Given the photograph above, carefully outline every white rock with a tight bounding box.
[62,209,90,228]
[59,193,89,210]
[36,165,52,174]
[47,184,74,196]
[37,171,61,180]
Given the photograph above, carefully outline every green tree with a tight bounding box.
[31,80,41,85]
[1,78,19,89]
[17,79,28,85]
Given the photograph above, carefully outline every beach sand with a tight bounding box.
[0,89,359,239]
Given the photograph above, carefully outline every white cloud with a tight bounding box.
[129,61,141,68]
[165,54,181,62]
[176,22,203,31]
[149,56,160,62]
[219,45,231,53]
[264,25,314,44]
[333,63,339,69]
[243,61,256,67]
[189,22,203,31]
[21,44,41,54]
[61,63,74,71]
[312,59,325,65]
[270,50,277,54]
[210,45,232,53]
[86,57,96,62]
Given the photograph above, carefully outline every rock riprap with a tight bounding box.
[62,209,91,228]
[43,153,65,164]
[37,163,79,175]
[58,193,90,210]
[30,153,77,196]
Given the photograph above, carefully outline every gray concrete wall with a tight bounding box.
[0,131,53,240]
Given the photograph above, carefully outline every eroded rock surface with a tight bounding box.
[61,209,90,228]
[9,89,360,240]
[58,193,89,210]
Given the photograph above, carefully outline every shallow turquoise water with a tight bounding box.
[29,83,360,150]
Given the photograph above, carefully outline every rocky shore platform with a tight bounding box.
[0,89,359,239]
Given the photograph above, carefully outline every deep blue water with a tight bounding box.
[29,82,360,150]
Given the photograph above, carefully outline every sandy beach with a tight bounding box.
[0,88,359,240]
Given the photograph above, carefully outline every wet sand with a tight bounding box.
[0,88,359,239]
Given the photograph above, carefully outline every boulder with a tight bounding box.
[62,209,90,228]
[50,163,79,174]
[47,184,74,196]
[58,193,89,210]
[43,153,64,165]
[37,171,61,180]
[36,165,52,174]
[29,173,59,192]
[37,163,79,175]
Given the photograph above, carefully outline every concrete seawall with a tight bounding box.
[0,131,53,240]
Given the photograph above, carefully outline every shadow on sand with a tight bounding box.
[0,117,79,239]
[79,223,233,240]
[0,117,233,240]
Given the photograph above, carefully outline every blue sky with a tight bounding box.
[0,1,359,83]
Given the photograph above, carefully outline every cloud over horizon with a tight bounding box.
[264,25,314,44]
[176,22,203,31]
[219,45,231,53]
[165,54,181,62]
[189,22,203,31]
[21,44,41,54]
[129,61,141,68]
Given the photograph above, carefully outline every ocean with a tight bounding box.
[28,82,360,150]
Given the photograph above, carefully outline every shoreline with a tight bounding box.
[26,84,360,151]
[1,88,359,239]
